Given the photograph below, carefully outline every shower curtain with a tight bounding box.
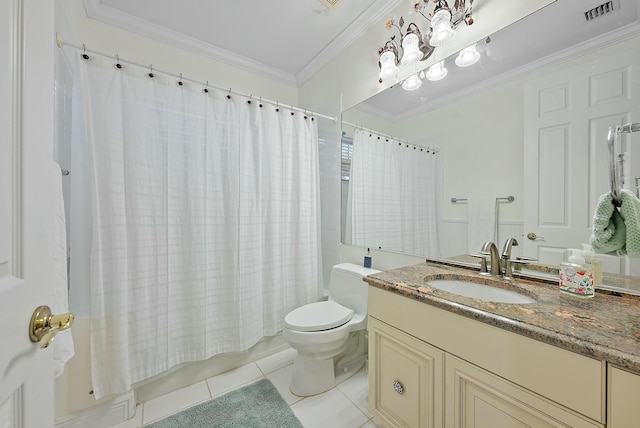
[345,129,439,256]
[77,55,323,398]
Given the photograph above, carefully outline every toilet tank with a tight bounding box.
[328,263,381,317]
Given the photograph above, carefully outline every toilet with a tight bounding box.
[283,263,381,397]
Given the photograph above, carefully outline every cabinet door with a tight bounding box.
[446,354,603,428]
[608,365,640,427]
[368,317,444,428]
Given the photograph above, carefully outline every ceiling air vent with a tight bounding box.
[319,0,342,8]
[584,1,616,22]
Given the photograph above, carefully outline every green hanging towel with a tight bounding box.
[590,191,626,255]
[619,190,640,258]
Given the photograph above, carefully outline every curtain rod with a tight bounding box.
[342,120,439,153]
[57,36,337,123]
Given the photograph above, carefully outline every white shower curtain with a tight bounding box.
[78,55,323,398]
[346,130,439,256]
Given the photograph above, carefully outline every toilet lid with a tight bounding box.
[285,301,354,332]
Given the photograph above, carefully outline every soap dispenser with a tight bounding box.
[364,248,372,269]
[559,250,595,298]
[581,245,603,286]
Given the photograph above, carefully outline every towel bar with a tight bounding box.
[608,122,640,204]
[451,196,514,203]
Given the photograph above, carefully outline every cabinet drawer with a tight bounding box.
[368,317,444,428]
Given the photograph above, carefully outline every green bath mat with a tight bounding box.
[144,378,303,428]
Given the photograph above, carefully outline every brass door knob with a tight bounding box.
[29,305,74,349]
[526,232,544,241]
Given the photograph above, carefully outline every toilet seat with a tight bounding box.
[285,301,353,332]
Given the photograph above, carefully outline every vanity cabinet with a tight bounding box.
[368,286,606,428]
[607,365,640,427]
[368,317,444,428]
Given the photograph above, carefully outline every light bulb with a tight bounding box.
[402,74,422,91]
[429,8,455,47]
[401,33,421,65]
[379,50,398,79]
[455,44,480,67]
[425,60,448,81]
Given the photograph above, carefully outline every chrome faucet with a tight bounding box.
[501,238,519,271]
[481,241,502,276]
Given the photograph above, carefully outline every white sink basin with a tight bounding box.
[427,279,536,304]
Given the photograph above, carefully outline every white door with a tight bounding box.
[0,0,57,427]
[524,39,640,270]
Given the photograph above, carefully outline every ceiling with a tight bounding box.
[358,0,640,119]
[84,0,640,111]
[84,0,404,85]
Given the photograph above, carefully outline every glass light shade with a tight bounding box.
[425,60,448,81]
[379,50,398,79]
[429,8,455,47]
[401,33,421,65]
[402,74,422,91]
[455,44,480,67]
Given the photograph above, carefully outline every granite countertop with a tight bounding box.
[364,260,640,373]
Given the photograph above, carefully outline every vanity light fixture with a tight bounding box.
[425,60,448,81]
[378,42,399,79]
[429,6,456,47]
[400,24,423,65]
[377,0,475,83]
[402,73,423,91]
[455,43,480,67]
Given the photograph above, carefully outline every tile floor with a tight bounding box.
[107,347,384,428]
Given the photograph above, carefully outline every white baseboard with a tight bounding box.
[55,390,136,428]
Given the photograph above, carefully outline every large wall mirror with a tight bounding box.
[341,0,640,292]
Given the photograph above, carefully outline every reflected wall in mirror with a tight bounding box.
[341,0,640,289]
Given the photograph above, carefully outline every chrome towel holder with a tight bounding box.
[451,196,514,203]
[608,122,640,205]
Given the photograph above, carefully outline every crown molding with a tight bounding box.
[296,0,405,84]
[84,0,405,88]
[83,0,298,86]
[386,20,640,121]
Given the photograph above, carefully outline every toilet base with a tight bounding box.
[289,331,366,397]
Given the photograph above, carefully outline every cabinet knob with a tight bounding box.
[393,380,404,395]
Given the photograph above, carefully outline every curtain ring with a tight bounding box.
[203,81,209,94]
[247,95,252,105]
[303,110,308,120]
[275,102,279,112]
[177,73,184,86]
[148,65,154,78]
[226,88,232,99]
[81,44,89,60]
[114,54,122,69]
[258,97,263,108]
